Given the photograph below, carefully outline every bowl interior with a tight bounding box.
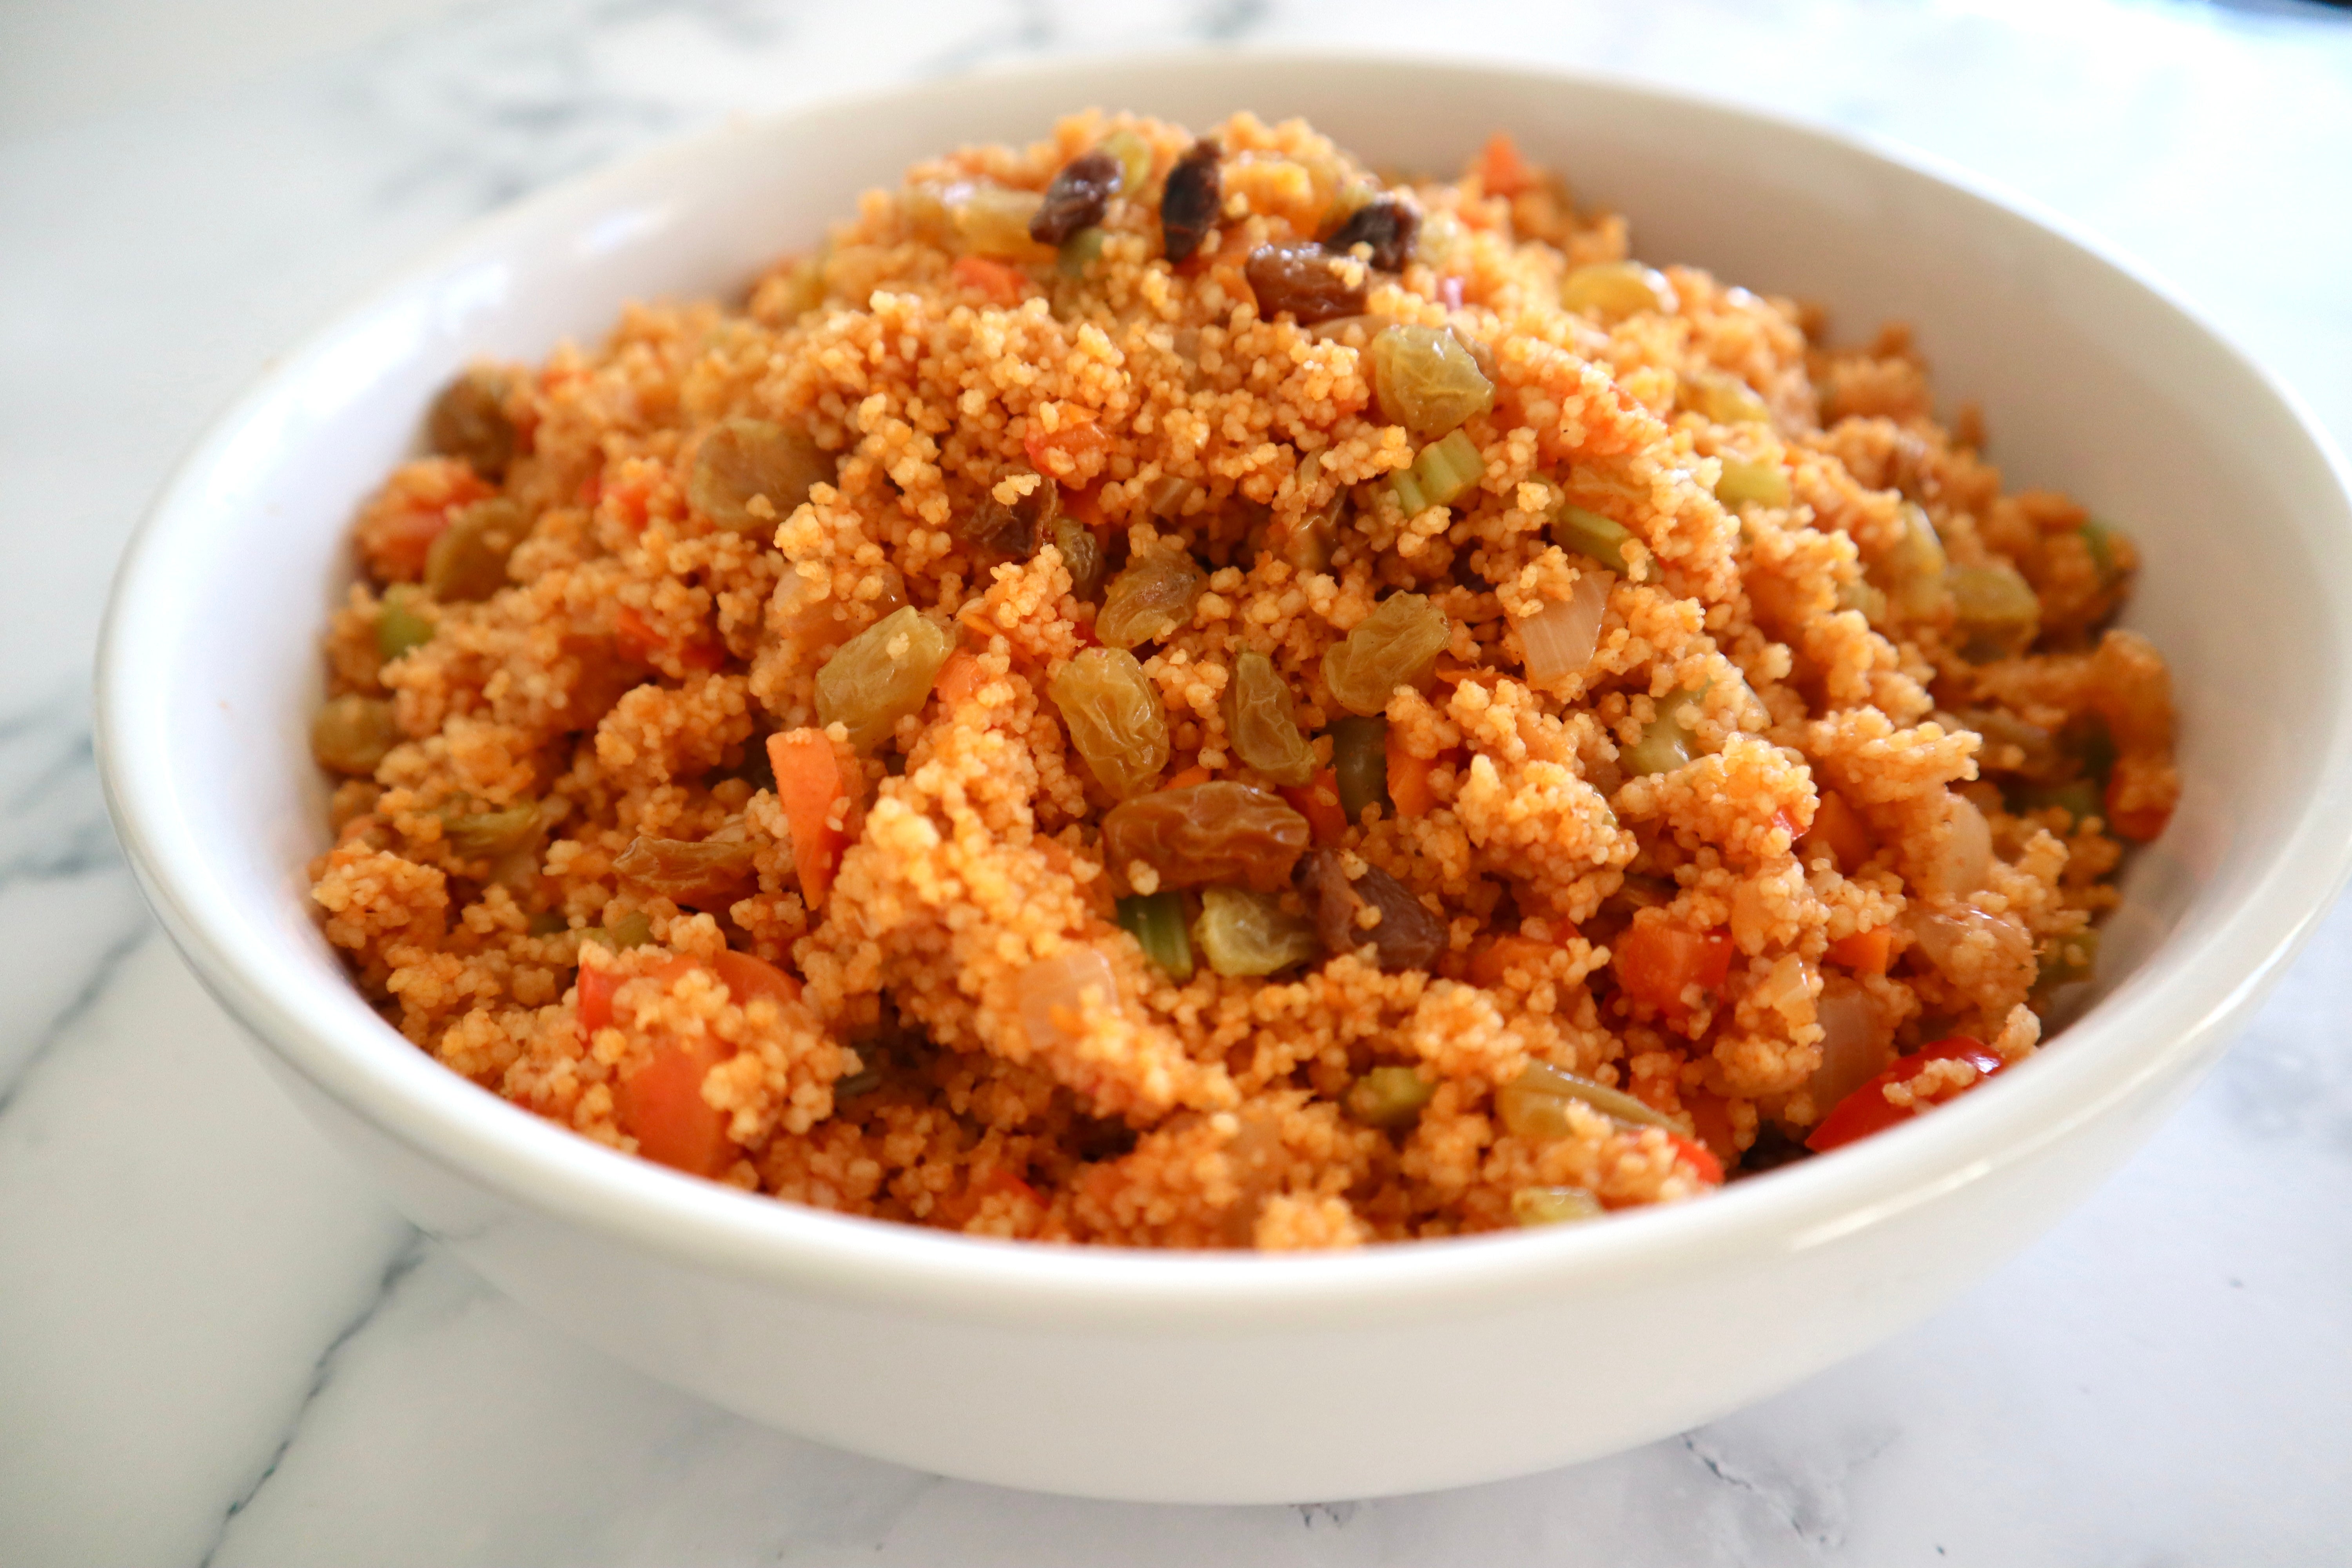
[99,53,2352,1296]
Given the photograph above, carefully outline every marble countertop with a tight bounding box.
[4,0,2349,1561]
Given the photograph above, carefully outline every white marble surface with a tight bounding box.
[4,0,2349,1560]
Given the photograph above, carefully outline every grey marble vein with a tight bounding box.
[197,1236,431,1568]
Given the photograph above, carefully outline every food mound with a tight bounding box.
[309,113,2178,1248]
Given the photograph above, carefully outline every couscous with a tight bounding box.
[308,113,2178,1248]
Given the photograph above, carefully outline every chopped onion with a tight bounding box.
[1808,980,1890,1110]
[1018,946,1117,1051]
[1515,571,1612,690]
[1907,905,2031,985]
[1916,791,1991,898]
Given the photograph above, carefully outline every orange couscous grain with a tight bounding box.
[307,113,2178,1248]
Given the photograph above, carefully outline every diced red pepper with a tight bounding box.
[1666,1131,1725,1186]
[1805,1035,2007,1153]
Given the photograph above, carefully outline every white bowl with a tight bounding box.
[96,51,2352,1503]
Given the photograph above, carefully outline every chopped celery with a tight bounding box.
[1345,1065,1435,1130]
[1117,890,1195,981]
[1622,688,1705,777]
[1553,504,1632,573]
[1713,457,1791,508]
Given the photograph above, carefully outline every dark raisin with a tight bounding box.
[1323,198,1419,272]
[1159,138,1222,264]
[958,471,1060,566]
[1031,151,1121,247]
[1243,243,1367,326]
[1302,849,1447,973]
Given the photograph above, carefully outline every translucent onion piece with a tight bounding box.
[1515,571,1612,690]
[1808,980,1891,1112]
[1511,1186,1606,1227]
[1918,792,1993,898]
[1017,946,1118,1052]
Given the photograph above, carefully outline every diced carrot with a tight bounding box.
[1666,1131,1725,1185]
[1165,764,1213,790]
[1024,409,1111,485]
[1386,730,1447,819]
[1612,921,1735,1018]
[1475,132,1538,198]
[1468,934,1561,989]
[613,1031,734,1178]
[934,648,987,708]
[1281,769,1350,846]
[768,728,849,909]
[950,253,1026,306]
[1801,789,1876,873]
[1826,926,1893,976]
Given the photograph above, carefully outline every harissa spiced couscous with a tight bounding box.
[308,113,2180,1248]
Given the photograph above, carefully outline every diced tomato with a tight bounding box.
[768,728,850,909]
[951,254,1026,306]
[1805,1035,2007,1153]
[1612,921,1735,1018]
[1825,926,1893,976]
[577,964,620,1034]
[1281,769,1350,847]
[1468,933,1563,989]
[1475,131,1538,198]
[613,1031,735,1178]
[2104,770,2172,842]
[1165,764,1213,790]
[1666,1131,1725,1186]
